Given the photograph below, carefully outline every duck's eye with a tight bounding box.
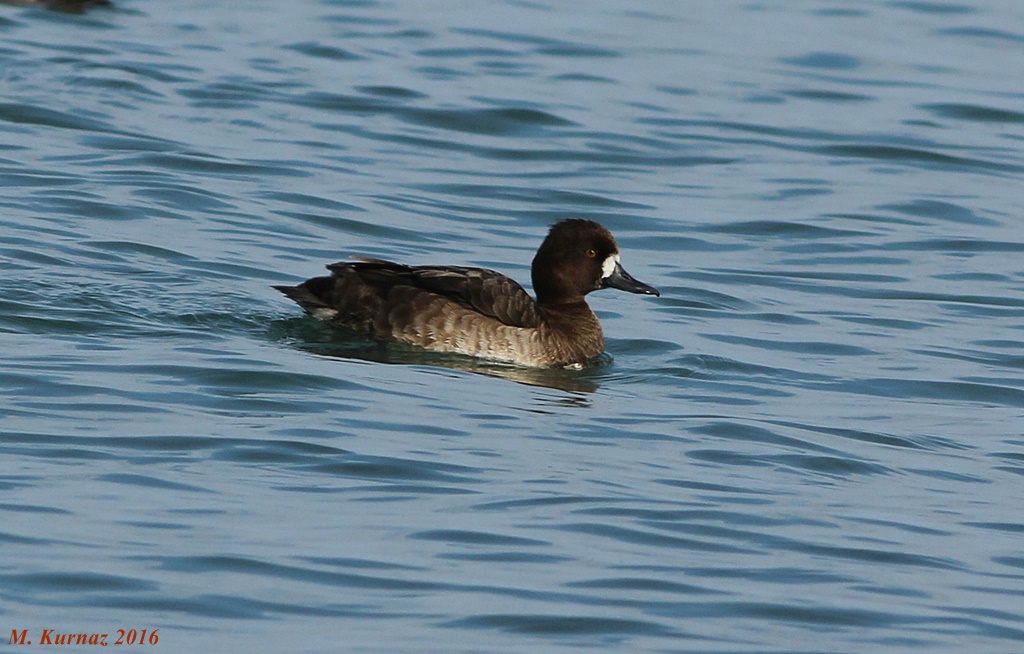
[585,249,597,258]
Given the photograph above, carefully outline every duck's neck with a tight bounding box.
[537,301,604,363]
[538,299,595,320]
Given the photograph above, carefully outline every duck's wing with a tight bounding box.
[326,259,541,328]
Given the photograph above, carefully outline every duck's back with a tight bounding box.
[326,259,542,328]
[273,259,578,363]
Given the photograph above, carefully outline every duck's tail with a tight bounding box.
[273,281,339,321]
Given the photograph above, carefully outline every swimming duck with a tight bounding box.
[274,219,659,367]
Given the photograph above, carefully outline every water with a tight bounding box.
[2,1,1023,652]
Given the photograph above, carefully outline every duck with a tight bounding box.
[274,219,659,367]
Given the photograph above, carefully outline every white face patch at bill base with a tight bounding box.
[600,253,620,280]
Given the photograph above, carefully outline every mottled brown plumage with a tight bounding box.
[274,219,659,367]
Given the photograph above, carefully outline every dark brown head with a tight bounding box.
[531,219,659,305]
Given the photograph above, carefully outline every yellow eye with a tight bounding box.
[585,249,597,258]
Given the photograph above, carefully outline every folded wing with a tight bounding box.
[325,259,541,328]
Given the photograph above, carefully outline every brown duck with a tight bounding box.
[274,219,659,367]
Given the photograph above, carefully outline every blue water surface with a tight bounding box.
[2,1,1023,652]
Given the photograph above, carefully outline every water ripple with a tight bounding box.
[3,1,1024,652]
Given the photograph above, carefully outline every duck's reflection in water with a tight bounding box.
[275,318,602,395]
[301,340,602,396]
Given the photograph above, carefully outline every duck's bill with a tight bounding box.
[604,261,660,296]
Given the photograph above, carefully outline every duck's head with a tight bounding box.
[532,219,659,305]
